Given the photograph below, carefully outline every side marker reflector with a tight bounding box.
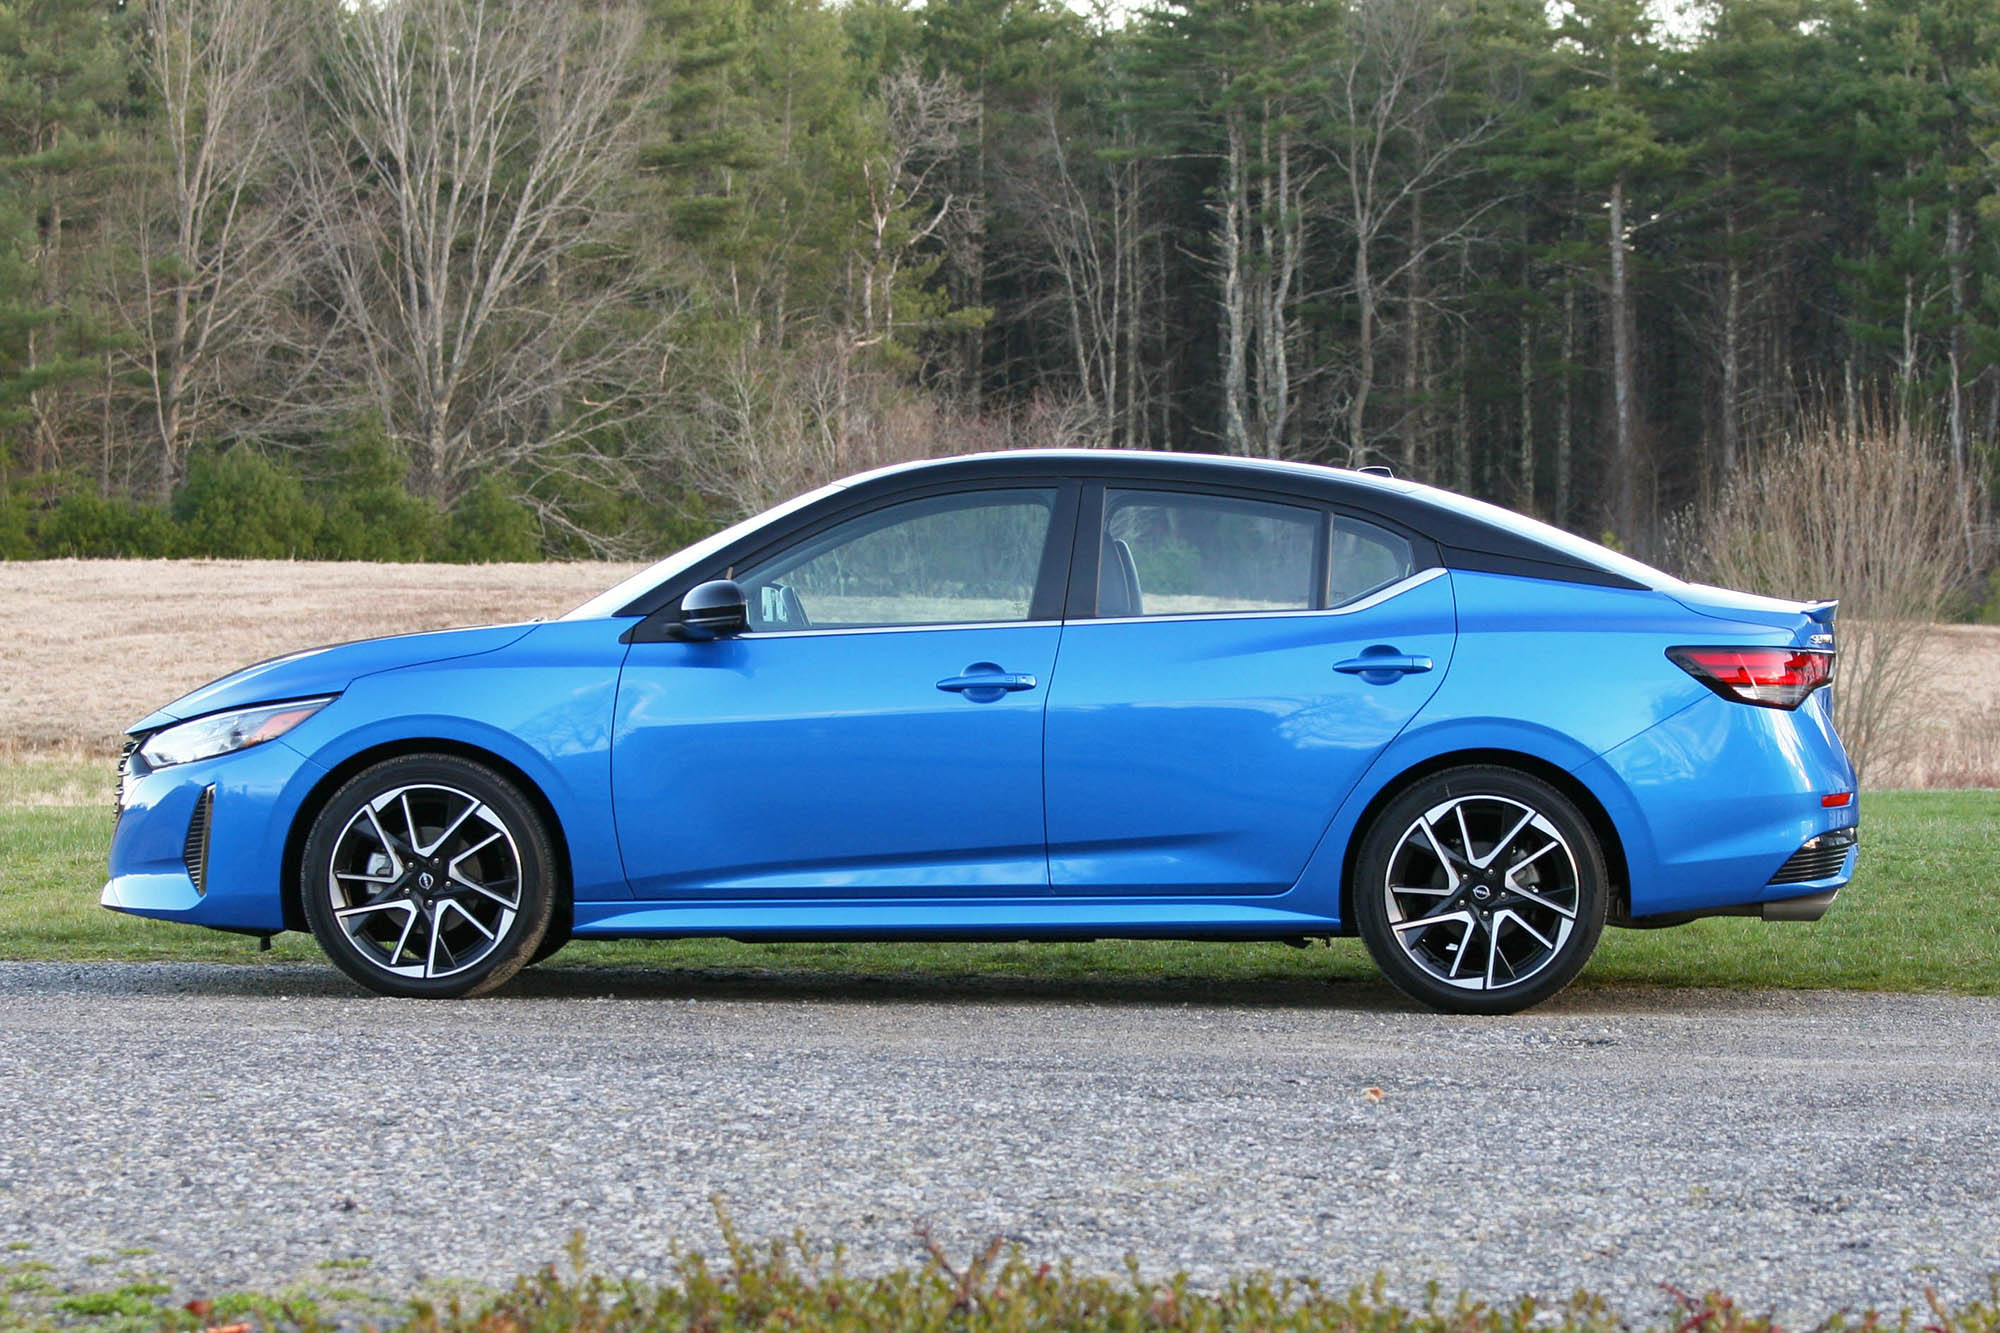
[1822,793,1852,808]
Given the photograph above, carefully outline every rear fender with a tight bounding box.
[1288,716,1655,927]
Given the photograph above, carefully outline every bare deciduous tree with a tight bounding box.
[1674,403,1979,783]
[686,337,1097,523]
[689,340,951,520]
[300,0,662,508]
[1212,85,1316,461]
[1321,0,1500,469]
[111,0,300,500]
[854,61,978,353]
[1013,98,1161,449]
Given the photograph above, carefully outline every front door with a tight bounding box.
[612,486,1071,899]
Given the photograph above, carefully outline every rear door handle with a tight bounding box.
[1334,651,1434,681]
[937,662,1039,701]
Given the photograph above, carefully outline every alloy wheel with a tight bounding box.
[324,782,524,981]
[1379,792,1581,993]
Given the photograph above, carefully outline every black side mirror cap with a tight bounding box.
[677,579,749,639]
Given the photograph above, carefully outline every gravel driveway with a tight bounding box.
[2,961,1996,1324]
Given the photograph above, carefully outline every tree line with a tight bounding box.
[2,0,1997,572]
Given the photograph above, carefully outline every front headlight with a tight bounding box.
[137,697,335,769]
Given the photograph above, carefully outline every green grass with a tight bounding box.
[5,755,1995,994]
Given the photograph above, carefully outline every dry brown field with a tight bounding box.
[0,559,642,757]
[3,558,1996,787]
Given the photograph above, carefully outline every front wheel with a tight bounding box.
[1353,767,1607,1015]
[301,755,556,998]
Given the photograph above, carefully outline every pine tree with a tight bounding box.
[0,0,132,488]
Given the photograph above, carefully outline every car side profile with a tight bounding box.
[103,451,1857,1013]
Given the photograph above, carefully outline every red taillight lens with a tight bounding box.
[1668,646,1833,709]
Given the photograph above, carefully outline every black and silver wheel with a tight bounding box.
[1354,766,1607,1015]
[301,755,555,998]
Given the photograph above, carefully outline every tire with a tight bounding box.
[526,915,572,967]
[1353,766,1607,1015]
[301,754,556,998]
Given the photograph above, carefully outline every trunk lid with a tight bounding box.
[1672,582,1837,648]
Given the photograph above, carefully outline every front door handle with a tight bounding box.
[937,662,1039,702]
[1334,649,1435,683]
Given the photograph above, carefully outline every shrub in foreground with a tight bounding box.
[15,1228,1992,1333]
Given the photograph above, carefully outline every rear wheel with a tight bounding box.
[1353,766,1607,1015]
[301,755,556,998]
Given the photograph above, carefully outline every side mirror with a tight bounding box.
[678,579,749,640]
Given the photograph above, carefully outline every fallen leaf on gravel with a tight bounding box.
[1364,1087,1384,1102]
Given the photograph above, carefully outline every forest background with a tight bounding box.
[3,0,1998,597]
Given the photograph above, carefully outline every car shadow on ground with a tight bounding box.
[502,964,1820,1017]
[3,958,1826,1017]
[512,963,1423,1011]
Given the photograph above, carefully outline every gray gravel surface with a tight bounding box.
[2,961,1998,1323]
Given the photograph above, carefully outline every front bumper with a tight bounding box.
[102,736,326,933]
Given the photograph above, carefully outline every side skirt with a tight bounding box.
[571,898,1343,942]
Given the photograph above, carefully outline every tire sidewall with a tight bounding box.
[301,755,556,998]
[1354,766,1608,1015]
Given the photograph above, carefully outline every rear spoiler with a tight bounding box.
[1804,600,1838,627]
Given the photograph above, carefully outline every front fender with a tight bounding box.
[284,621,631,901]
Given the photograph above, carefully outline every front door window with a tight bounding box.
[735,490,1058,631]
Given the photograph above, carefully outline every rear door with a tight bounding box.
[1042,484,1455,894]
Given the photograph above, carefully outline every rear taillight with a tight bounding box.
[1668,646,1833,709]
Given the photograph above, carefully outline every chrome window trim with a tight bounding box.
[726,566,1445,639]
[742,619,1063,640]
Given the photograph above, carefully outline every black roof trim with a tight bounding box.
[1441,546,1650,591]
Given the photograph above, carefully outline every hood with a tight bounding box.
[126,623,539,735]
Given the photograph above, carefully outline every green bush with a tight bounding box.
[379,1228,1996,1333]
[314,427,440,561]
[14,1225,1999,1333]
[37,492,179,558]
[171,449,323,558]
[437,475,542,562]
[0,450,715,562]
[0,492,33,559]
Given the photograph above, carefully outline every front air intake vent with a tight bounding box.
[182,785,215,896]
[1768,827,1857,885]
[114,738,138,823]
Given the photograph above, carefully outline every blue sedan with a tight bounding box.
[104,451,1857,1013]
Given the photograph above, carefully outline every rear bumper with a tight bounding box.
[1619,881,1843,928]
[1580,690,1858,920]
[1757,885,1840,922]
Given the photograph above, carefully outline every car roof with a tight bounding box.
[839,448,1416,492]
[566,450,1670,621]
[836,451,1671,593]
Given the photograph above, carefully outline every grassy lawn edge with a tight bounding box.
[5,773,1996,995]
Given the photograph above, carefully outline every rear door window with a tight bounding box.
[1098,489,1320,617]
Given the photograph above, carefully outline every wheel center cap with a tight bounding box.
[1471,883,1492,901]
[418,871,435,891]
